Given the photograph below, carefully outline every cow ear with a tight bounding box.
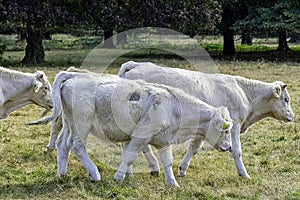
[34,71,46,81]
[282,84,287,89]
[273,85,282,98]
[33,71,46,93]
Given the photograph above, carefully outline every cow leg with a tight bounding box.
[142,145,160,176]
[178,139,205,177]
[156,145,179,187]
[231,126,250,178]
[56,124,71,178]
[114,138,150,182]
[70,134,101,182]
[121,143,159,177]
[120,141,134,176]
[45,114,62,154]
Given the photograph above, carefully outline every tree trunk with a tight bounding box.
[103,28,115,48]
[223,29,235,55]
[21,24,45,64]
[241,31,252,45]
[277,30,291,51]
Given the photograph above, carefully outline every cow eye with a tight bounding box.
[225,118,232,123]
[284,97,289,103]
[45,86,49,90]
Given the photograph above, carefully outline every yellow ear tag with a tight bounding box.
[222,123,229,130]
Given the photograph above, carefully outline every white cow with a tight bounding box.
[43,71,233,187]
[0,66,52,119]
[28,69,163,175]
[119,61,295,178]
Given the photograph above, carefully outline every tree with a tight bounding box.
[241,31,252,45]
[134,0,222,37]
[0,0,85,64]
[234,0,300,51]
[84,0,222,48]
[216,0,249,55]
[172,0,222,36]
[1,0,222,61]
[83,0,131,48]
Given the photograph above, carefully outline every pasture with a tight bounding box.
[0,34,300,199]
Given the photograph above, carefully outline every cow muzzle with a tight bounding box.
[285,111,295,122]
[215,144,232,152]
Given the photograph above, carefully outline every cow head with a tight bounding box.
[269,81,294,122]
[31,71,53,111]
[206,107,233,152]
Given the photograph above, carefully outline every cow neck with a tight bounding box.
[237,78,274,132]
[166,85,214,127]
[0,96,33,119]
[0,67,32,79]
[180,99,214,130]
[0,72,34,118]
[1,75,33,100]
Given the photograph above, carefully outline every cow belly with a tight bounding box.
[91,110,132,143]
[98,123,131,142]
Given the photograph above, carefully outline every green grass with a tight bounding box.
[201,43,300,52]
[1,33,300,69]
[0,60,299,199]
[0,34,299,199]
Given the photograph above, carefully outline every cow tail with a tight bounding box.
[118,61,138,78]
[26,72,76,126]
[51,72,77,121]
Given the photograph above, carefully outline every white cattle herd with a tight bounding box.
[0,62,295,187]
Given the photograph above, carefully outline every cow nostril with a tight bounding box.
[286,115,294,122]
[220,146,232,152]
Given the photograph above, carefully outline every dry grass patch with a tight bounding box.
[0,60,299,199]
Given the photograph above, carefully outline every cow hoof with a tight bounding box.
[177,166,187,177]
[58,174,68,183]
[150,171,159,177]
[114,171,126,182]
[239,173,251,179]
[44,147,54,154]
[90,179,100,183]
[114,178,123,183]
[89,173,101,182]
[126,172,134,177]
[90,177,101,182]
[59,174,67,179]
[177,169,186,177]
[166,180,180,187]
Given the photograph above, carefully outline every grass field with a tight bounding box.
[0,33,300,199]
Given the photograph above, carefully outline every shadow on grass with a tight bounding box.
[0,177,133,199]
[210,50,300,62]
[0,180,65,199]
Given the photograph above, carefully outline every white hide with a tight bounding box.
[119,61,295,178]
[0,66,52,119]
[47,71,233,187]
